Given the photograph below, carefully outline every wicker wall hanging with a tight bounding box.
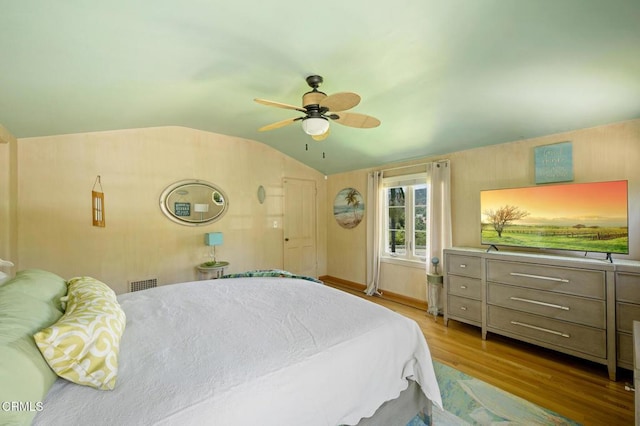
[92,175,105,227]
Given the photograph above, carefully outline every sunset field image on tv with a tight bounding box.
[480,180,629,258]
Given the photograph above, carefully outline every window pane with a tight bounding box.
[387,187,405,207]
[387,207,405,229]
[414,185,427,258]
[387,186,405,255]
[415,186,427,205]
[387,230,406,255]
[414,206,426,231]
[414,231,426,257]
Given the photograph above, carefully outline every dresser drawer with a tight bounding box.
[617,272,640,304]
[446,254,482,279]
[448,295,481,323]
[617,302,640,334]
[618,332,633,366]
[447,275,481,300]
[487,305,606,358]
[487,282,605,329]
[487,260,605,299]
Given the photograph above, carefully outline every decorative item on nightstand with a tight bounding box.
[204,232,223,265]
[197,232,228,280]
[427,257,444,320]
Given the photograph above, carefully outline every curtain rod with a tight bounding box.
[380,159,448,173]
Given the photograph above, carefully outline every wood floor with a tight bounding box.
[326,281,635,426]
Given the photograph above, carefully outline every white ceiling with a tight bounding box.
[1,1,639,174]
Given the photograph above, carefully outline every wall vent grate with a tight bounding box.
[129,278,158,292]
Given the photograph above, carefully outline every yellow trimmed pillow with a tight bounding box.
[33,276,126,390]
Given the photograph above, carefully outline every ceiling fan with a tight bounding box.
[254,75,380,141]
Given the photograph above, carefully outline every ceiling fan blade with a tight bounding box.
[254,98,307,113]
[331,112,380,129]
[320,92,360,112]
[258,117,301,132]
[312,128,330,141]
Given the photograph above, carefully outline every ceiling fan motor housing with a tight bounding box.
[303,90,327,108]
[303,75,327,107]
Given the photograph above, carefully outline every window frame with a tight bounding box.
[381,173,428,265]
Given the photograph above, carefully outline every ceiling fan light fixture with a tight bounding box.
[302,117,329,136]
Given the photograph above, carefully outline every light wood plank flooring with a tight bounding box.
[326,282,635,426]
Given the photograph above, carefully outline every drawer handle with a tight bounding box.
[510,320,570,338]
[509,272,569,283]
[460,285,467,289]
[459,264,467,268]
[460,306,467,311]
[509,296,570,311]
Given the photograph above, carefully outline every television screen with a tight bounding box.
[480,180,629,255]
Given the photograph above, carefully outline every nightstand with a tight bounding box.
[196,261,229,280]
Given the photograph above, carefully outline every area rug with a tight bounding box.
[407,361,582,425]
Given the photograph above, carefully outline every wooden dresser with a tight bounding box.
[634,320,640,425]
[616,264,640,371]
[444,253,483,328]
[443,247,629,380]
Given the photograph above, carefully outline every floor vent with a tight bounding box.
[129,278,158,292]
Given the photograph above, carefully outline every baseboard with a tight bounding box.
[319,275,428,311]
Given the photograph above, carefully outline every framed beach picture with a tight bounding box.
[334,188,365,229]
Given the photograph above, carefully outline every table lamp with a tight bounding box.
[194,203,209,220]
[204,232,223,265]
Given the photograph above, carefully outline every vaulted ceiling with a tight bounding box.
[1,1,639,174]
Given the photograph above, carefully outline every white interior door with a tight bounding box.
[283,178,317,277]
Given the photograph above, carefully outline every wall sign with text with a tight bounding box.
[534,141,573,184]
[174,202,191,217]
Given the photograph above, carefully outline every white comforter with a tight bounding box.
[34,277,442,425]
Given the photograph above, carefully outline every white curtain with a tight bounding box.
[365,171,383,296]
[0,258,14,284]
[365,162,451,298]
[426,160,452,274]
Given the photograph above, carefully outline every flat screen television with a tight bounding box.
[480,180,629,258]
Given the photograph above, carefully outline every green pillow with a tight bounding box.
[0,269,67,426]
[1,269,68,311]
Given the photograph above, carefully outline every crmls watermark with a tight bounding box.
[1,401,44,412]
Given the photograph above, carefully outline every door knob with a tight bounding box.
[285,238,289,241]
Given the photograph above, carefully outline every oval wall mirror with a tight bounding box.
[159,179,229,226]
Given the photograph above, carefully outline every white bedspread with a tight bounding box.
[34,278,442,425]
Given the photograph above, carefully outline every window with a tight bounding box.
[383,173,428,263]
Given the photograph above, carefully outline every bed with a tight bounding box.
[1,269,442,425]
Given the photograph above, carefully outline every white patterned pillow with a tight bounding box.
[33,276,126,390]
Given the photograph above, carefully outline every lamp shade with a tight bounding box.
[194,203,209,213]
[205,232,223,246]
[301,117,329,136]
